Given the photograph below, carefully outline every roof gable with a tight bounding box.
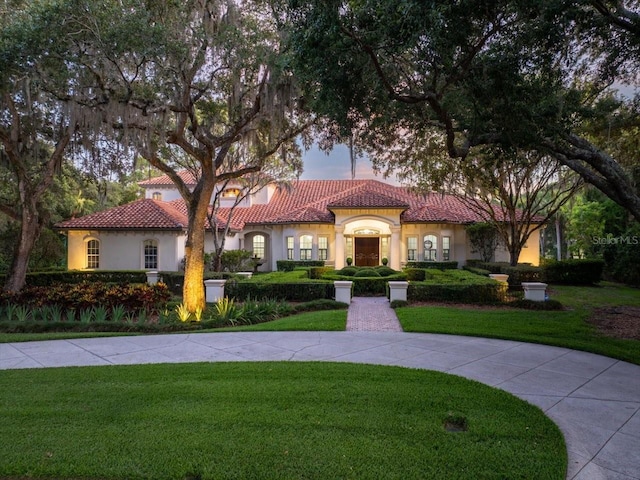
[55,199,187,230]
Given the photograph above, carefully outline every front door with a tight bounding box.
[355,237,379,266]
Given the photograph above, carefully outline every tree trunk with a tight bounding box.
[555,216,562,261]
[3,202,41,293]
[182,176,216,312]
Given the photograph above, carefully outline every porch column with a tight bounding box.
[390,226,401,270]
[335,226,345,270]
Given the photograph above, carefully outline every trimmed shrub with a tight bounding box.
[225,281,333,302]
[389,300,409,308]
[502,265,544,286]
[1,270,149,287]
[276,260,325,271]
[336,267,357,276]
[308,266,334,279]
[510,299,564,310]
[160,272,237,295]
[375,266,398,277]
[542,259,604,285]
[463,266,491,276]
[408,283,508,303]
[353,268,381,277]
[292,299,349,312]
[406,261,459,270]
[404,268,426,281]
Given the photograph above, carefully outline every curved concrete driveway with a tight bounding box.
[1,331,639,480]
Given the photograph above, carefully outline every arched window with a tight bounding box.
[252,234,265,259]
[300,235,313,260]
[152,192,162,201]
[423,235,438,261]
[87,239,100,269]
[144,240,158,269]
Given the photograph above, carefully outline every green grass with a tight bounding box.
[0,362,566,480]
[397,283,640,364]
[549,282,640,309]
[213,309,346,331]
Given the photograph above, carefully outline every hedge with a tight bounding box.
[322,273,408,296]
[160,272,238,295]
[463,260,604,286]
[408,283,509,303]
[0,270,149,287]
[462,266,492,276]
[276,260,325,271]
[405,261,459,270]
[224,281,334,302]
[542,259,604,285]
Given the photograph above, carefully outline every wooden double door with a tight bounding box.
[354,237,379,266]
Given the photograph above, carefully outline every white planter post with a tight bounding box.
[205,279,227,303]
[489,274,509,284]
[388,281,409,302]
[522,282,548,302]
[334,281,353,305]
[146,271,159,285]
[236,272,253,279]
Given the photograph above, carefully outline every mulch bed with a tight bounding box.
[587,307,640,340]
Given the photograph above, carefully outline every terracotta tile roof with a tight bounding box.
[57,178,507,231]
[138,170,198,187]
[55,199,187,230]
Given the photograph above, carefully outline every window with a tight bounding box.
[144,240,158,270]
[300,235,313,260]
[407,237,417,261]
[424,235,437,261]
[252,234,265,259]
[152,192,162,201]
[381,237,389,263]
[318,236,328,261]
[286,236,294,260]
[222,188,241,198]
[442,236,451,261]
[87,239,100,269]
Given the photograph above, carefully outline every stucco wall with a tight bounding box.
[67,230,185,271]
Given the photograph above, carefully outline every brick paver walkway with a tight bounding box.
[346,296,403,331]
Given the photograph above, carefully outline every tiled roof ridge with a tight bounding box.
[54,198,188,230]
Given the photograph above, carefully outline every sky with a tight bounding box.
[300,143,400,183]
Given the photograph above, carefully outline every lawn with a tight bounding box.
[396,283,640,364]
[0,362,565,480]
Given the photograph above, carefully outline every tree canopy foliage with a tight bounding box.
[282,0,640,220]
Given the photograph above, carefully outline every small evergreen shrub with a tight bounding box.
[353,268,381,277]
[375,266,397,277]
[336,267,357,276]
[389,300,409,308]
[292,299,349,312]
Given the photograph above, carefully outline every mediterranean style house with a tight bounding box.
[55,171,540,272]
